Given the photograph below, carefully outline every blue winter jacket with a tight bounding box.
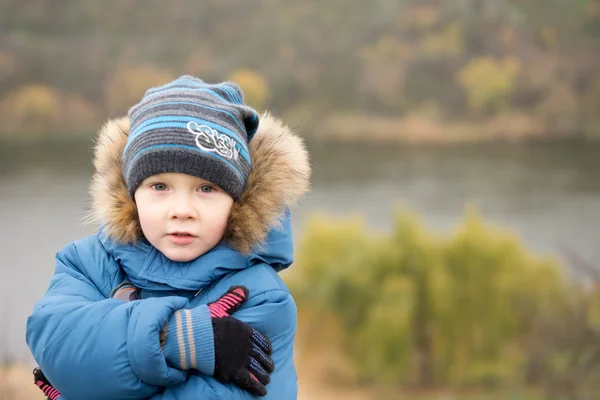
[26,113,311,400]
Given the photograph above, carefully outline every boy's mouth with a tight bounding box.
[169,232,195,237]
[167,232,196,245]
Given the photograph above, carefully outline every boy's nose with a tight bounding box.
[168,197,198,220]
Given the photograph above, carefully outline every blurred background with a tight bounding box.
[1,1,600,399]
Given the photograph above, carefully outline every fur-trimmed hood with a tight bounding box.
[88,112,310,255]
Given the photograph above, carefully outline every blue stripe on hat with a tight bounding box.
[126,144,245,182]
[214,85,235,104]
[126,117,250,163]
[231,85,243,104]
[232,86,243,103]
[221,85,242,104]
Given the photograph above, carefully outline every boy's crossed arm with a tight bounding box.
[27,244,273,400]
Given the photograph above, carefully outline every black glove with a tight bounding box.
[212,315,275,397]
[208,286,275,397]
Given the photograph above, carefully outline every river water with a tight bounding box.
[1,140,599,360]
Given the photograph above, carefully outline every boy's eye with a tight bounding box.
[151,183,168,191]
[199,185,214,193]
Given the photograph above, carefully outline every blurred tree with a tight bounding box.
[291,206,567,389]
[534,81,579,136]
[1,0,600,141]
[439,208,564,387]
[0,84,61,138]
[421,23,465,58]
[457,57,521,115]
[358,36,410,112]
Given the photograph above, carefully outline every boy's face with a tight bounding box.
[134,172,234,262]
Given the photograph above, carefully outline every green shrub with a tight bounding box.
[291,207,567,389]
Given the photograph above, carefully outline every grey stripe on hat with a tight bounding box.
[129,87,236,116]
[144,83,240,102]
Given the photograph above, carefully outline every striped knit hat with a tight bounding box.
[122,75,259,200]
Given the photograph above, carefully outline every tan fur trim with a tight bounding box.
[88,116,142,244]
[88,112,311,253]
[225,112,311,254]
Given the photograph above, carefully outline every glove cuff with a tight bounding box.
[163,305,215,375]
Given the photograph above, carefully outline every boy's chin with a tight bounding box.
[160,248,205,263]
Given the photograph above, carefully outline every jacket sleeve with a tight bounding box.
[150,288,298,400]
[26,241,189,400]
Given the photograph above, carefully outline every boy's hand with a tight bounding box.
[209,287,275,397]
[163,286,275,397]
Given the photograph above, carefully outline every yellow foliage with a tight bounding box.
[457,57,521,114]
[0,84,61,138]
[227,68,270,110]
[104,66,175,113]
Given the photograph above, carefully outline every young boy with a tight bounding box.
[26,76,310,399]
